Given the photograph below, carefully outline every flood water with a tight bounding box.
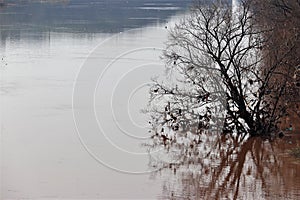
[1,1,300,199]
[156,134,300,200]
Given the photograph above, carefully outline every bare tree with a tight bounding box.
[145,2,300,198]
[147,0,295,145]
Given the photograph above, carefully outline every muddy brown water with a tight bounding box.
[157,134,300,200]
[1,1,300,199]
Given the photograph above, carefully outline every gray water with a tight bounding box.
[3,1,300,200]
[0,1,191,199]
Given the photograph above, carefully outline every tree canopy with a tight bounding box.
[147,0,300,149]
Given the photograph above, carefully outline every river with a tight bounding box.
[1,0,300,199]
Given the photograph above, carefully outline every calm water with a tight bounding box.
[156,134,300,200]
[1,1,300,199]
[1,1,190,199]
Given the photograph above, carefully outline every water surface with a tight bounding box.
[0,1,191,199]
[156,134,300,200]
[1,1,300,200]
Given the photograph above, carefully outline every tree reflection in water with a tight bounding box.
[149,133,300,200]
